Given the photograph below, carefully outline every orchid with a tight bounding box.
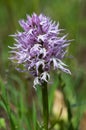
[9,13,71,87]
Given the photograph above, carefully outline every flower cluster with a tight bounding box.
[9,13,71,87]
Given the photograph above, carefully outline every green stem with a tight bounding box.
[41,81,49,130]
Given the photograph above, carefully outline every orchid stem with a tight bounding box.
[41,81,49,130]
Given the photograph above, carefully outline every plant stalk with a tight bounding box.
[41,81,49,130]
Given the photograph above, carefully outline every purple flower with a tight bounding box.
[9,13,71,88]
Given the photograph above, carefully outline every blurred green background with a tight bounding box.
[0,0,86,130]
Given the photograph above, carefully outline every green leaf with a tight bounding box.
[0,118,6,129]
